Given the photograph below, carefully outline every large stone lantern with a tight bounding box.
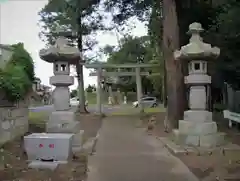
[173,22,225,148]
[39,30,83,153]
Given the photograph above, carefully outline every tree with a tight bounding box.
[148,0,166,104]
[39,0,103,113]
[0,43,35,102]
[207,0,240,89]
[102,0,182,128]
[102,0,222,129]
[104,35,159,95]
[162,0,184,129]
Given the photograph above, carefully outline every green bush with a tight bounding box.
[213,103,226,112]
[0,43,35,102]
[28,112,47,132]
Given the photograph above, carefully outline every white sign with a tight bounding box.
[223,110,240,123]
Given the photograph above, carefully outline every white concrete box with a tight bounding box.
[24,133,74,162]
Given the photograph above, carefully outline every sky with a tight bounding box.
[0,0,147,90]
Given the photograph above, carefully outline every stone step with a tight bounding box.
[178,120,217,135]
[173,129,226,148]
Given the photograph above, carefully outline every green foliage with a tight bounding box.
[104,35,161,94]
[103,0,152,24]
[0,43,35,102]
[207,0,240,89]
[107,36,151,64]
[148,0,162,50]
[38,0,103,49]
[70,89,78,98]
[109,0,240,92]
[10,43,35,82]
[86,92,97,104]
[85,84,96,93]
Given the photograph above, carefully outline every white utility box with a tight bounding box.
[24,133,74,162]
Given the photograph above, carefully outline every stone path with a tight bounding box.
[86,116,199,181]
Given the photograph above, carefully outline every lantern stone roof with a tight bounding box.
[39,26,82,64]
[0,44,14,51]
[174,22,220,61]
[39,36,82,64]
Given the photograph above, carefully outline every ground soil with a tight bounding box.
[76,114,103,140]
[142,112,240,181]
[0,113,102,181]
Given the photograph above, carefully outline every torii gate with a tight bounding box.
[84,63,160,114]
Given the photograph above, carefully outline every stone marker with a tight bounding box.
[173,22,225,148]
[123,96,127,104]
[24,133,73,170]
[39,30,84,153]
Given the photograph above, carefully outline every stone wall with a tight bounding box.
[0,102,29,145]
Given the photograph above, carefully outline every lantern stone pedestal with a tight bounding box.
[39,33,84,153]
[172,22,225,148]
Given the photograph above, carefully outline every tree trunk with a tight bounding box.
[162,57,167,107]
[75,1,88,114]
[162,0,185,130]
[76,64,88,113]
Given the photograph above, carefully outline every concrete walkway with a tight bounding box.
[87,116,199,181]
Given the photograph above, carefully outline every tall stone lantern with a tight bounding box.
[173,22,225,148]
[39,30,83,153]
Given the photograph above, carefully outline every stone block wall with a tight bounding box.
[0,103,29,145]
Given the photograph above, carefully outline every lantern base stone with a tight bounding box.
[173,129,225,148]
[47,111,84,153]
[184,110,212,122]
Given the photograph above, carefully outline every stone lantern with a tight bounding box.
[173,22,225,148]
[39,29,83,153]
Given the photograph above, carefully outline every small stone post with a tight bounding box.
[173,22,225,148]
[117,88,121,104]
[136,67,143,112]
[123,96,127,104]
[39,32,84,153]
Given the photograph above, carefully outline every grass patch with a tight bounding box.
[110,110,139,116]
[28,112,47,132]
[86,92,108,104]
[86,92,97,104]
[109,112,140,116]
[110,107,166,116]
[28,112,47,124]
[144,107,166,113]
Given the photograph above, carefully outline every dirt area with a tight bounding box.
[142,112,240,181]
[0,137,87,181]
[0,113,103,181]
[76,113,103,140]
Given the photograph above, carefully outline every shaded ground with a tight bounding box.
[75,113,103,143]
[87,116,198,181]
[0,113,103,181]
[214,112,240,146]
[143,112,240,181]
